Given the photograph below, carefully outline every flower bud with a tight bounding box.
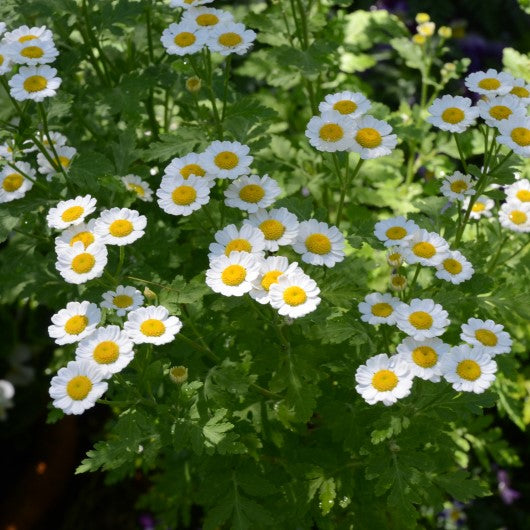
[186,76,201,93]
[438,26,452,39]
[412,34,426,45]
[417,22,435,37]
[143,286,157,302]
[169,365,188,384]
[415,13,430,24]
[390,273,407,291]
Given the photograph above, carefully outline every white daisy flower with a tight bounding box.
[157,174,211,216]
[55,219,100,251]
[2,25,54,44]
[355,353,413,406]
[394,298,450,340]
[401,229,450,266]
[75,325,134,378]
[417,21,435,36]
[170,0,213,8]
[8,65,61,102]
[464,195,494,219]
[465,69,514,97]
[207,22,256,56]
[477,94,526,128]
[101,285,145,317]
[318,91,371,119]
[496,115,530,158]
[460,318,512,356]
[269,271,321,319]
[48,301,101,345]
[22,131,67,153]
[350,115,398,159]
[124,306,182,345]
[182,7,233,29]
[202,141,253,180]
[374,216,419,247]
[121,174,153,202]
[396,337,449,382]
[389,273,407,292]
[164,152,215,187]
[505,179,530,204]
[249,256,301,305]
[6,38,59,65]
[426,95,479,133]
[358,292,401,325]
[245,207,299,252]
[305,111,356,152]
[440,171,476,201]
[386,247,404,268]
[37,145,76,178]
[49,360,108,415]
[292,219,345,268]
[435,250,474,284]
[46,195,97,230]
[160,22,209,56]
[224,174,281,213]
[499,201,530,232]
[208,223,266,260]
[509,78,530,104]
[94,208,147,246]
[0,44,13,75]
[0,141,16,162]
[0,22,5,37]
[206,251,261,297]
[441,345,497,393]
[55,242,108,285]
[0,162,35,203]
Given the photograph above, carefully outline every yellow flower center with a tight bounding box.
[319,123,344,142]
[221,264,246,286]
[475,329,498,346]
[71,253,96,274]
[2,173,24,192]
[509,210,527,225]
[391,275,407,287]
[450,180,468,193]
[128,183,145,196]
[510,86,530,98]
[408,311,433,329]
[218,32,243,47]
[19,35,38,43]
[515,189,530,202]
[93,341,120,364]
[57,156,71,168]
[283,286,307,306]
[0,54,3,66]
[239,184,265,203]
[70,231,95,248]
[355,127,382,148]
[305,233,332,255]
[180,163,205,178]
[61,206,84,222]
[478,77,501,90]
[140,319,166,337]
[385,226,407,240]
[443,258,463,275]
[113,294,133,308]
[174,32,196,47]
[388,252,402,264]
[186,77,201,92]
[64,315,88,335]
[23,75,48,92]
[441,107,465,124]
[511,127,530,147]
[172,185,197,205]
[259,219,285,240]
[412,346,438,368]
[196,14,219,26]
[214,151,238,170]
[472,202,485,212]
[371,302,393,317]
[109,219,134,237]
[372,369,398,392]
[489,105,512,121]
[21,45,44,58]
[224,238,251,256]
[170,366,187,381]
[456,359,481,381]
[332,100,358,114]
[66,375,93,400]
[261,270,282,291]
[413,242,436,259]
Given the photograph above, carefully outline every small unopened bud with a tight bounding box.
[438,26,452,39]
[169,366,188,384]
[415,13,430,24]
[143,286,157,302]
[186,76,201,93]
[390,273,408,292]
[412,34,426,45]
[417,22,435,37]
[386,248,403,268]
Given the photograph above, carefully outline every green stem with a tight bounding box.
[115,246,125,278]
[407,263,421,298]
[335,157,364,226]
[381,325,391,354]
[486,235,510,274]
[221,55,231,121]
[498,240,530,267]
[295,0,310,49]
[453,133,468,173]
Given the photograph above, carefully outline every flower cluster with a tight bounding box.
[412,12,452,46]
[305,91,398,158]
[499,178,530,232]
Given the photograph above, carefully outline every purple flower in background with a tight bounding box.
[372,0,409,16]
[458,33,505,72]
[439,501,467,527]
[138,513,156,530]
[497,469,521,505]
